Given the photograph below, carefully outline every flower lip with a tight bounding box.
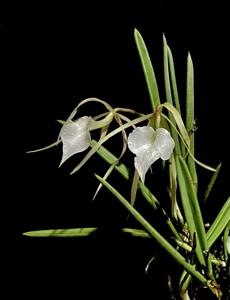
[59,112,114,167]
[127,126,175,182]
[60,116,92,166]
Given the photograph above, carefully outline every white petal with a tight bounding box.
[60,116,91,165]
[127,126,156,155]
[128,127,174,182]
[134,150,160,182]
[153,128,175,160]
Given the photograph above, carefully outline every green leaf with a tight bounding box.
[167,45,186,158]
[186,53,197,193]
[223,221,230,261]
[207,196,230,248]
[176,156,208,266]
[186,53,195,133]
[179,270,192,299]
[134,29,160,111]
[163,35,181,155]
[203,162,222,203]
[131,169,140,207]
[169,154,177,219]
[23,228,98,237]
[163,34,173,105]
[167,46,181,115]
[169,154,184,223]
[23,227,151,238]
[95,174,210,287]
[93,163,117,200]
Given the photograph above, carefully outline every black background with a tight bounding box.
[2,2,230,299]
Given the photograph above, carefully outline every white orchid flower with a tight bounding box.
[128,126,175,182]
[59,112,114,166]
[60,116,92,166]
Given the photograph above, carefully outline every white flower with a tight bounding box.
[128,126,175,182]
[60,116,92,166]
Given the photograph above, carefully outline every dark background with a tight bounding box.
[2,2,230,299]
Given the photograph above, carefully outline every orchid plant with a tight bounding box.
[24,29,230,299]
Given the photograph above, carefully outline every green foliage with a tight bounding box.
[134,29,160,110]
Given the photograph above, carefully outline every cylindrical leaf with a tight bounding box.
[134,29,160,111]
[176,156,207,266]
